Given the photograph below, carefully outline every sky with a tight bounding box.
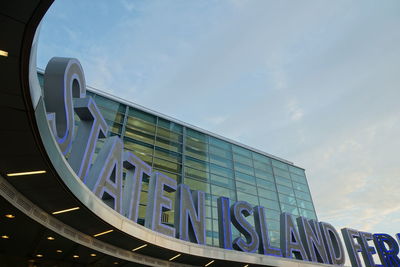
[37,0,400,252]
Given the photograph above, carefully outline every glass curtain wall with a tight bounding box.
[87,91,317,248]
[38,73,317,249]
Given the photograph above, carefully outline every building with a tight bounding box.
[37,72,318,250]
[0,1,338,267]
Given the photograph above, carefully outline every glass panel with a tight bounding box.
[271,159,288,170]
[123,138,154,155]
[209,136,231,150]
[106,120,123,134]
[256,178,275,190]
[255,169,274,181]
[158,118,183,133]
[99,108,124,123]
[154,147,181,163]
[184,177,210,193]
[289,165,305,176]
[185,156,209,172]
[279,194,297,206]
[281,203,299,215]
[209,145,232,159]
[186,137,208,152]
[275,176,292,188]
[210,164,233,178]
[126,117,156,134]
[252,152,271,165]
[253,160,273,172]
[128,107,156,124]
[259,197,280,211]
[185,167,209,181]
[153,168,180,181]
[186,128,208,143]
[210,174,235,189]
[205,206,212,218]
[132,152,153,166]
[299,209,317,220]
[210,154,233,169]
[234,162,254,176]
[124,127,154,145]
[291,173,307,184]
[233,153,253,166]
[185,146,208,161]
[138,205,147,219]
[264,209,280,220]
[211,185,236,199]
[267,219,280,232]
[257,188,278,201]
[232,145,252,158]
[237,191,259,206]
[236,181,257,195]
[269,231,280,246]
[297,199,314,211]
[293,181,310,193]
[277,185,295,196]
[156,127,182,143]
[235,171,255,184]
[273,168,291,179]
[153,158,181,173]
[94,95,125,113]
[155,137,182,153]
[294,190,312,202]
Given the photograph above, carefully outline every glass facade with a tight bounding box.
[38,73,317,248]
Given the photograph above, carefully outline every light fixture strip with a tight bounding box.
[0,50,8,57]
[93,229,114,237]
[169,254,181,261]
[52,207,80,215]
[205,260,215,267]
[132,244,147,251]
[6,170,46,177]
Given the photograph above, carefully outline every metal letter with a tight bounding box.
[297,216,329,263]
[175,184,206,244]
[231,201,259,253]
[341,228,363,267]
[68,97,108,180]
[358,231,379,267]
[373,233,400,267]
[217,197,233,249]
[85,136,123,213]
[145,172,177,237]
[280,212,308,260]
[319,222,346,265]
[122,151,152,222]
[254,206,282,257]
[44,57,86,155]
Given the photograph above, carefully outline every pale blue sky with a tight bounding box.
[38,0,400,242]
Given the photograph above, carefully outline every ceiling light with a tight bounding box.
[90,253,96,257]
[56,250,62,253]
[6,170,46,177]
[113,262,119,265]
[244,265,249,267]
[205,260,215,267]
[36,254,43,258]
[0,50,8,57]
[47,236,55,240]
[1,235,9,239]
[169,254,181,261]
[132,244,147,251]
[5,214,15,219]
[73,255,79,258]
[93,229,113,237]
[52,207,80,215]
